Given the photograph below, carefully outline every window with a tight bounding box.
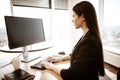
[102,0,120,54]
[54,0,68,10]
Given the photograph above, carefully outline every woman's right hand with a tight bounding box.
[47,56,62,63]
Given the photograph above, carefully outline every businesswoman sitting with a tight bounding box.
[42,1,105,80]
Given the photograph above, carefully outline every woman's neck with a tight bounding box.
[81,24,89,35]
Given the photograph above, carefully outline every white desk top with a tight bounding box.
[0,47,70,80]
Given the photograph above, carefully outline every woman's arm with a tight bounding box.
[47,54,71,63]
[42,54,71,76]
[61,54,71,61]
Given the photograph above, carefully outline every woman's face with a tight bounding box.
[72,12,84,29]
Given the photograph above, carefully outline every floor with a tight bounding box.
[104,62,119,75]
[104,62,118,80]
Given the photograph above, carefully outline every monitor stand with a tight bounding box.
[21,46,40,63]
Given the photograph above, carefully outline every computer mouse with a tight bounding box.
[58,51,65,55]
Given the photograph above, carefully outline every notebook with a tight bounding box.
[4,69,35,80]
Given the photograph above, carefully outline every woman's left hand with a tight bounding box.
[41,61,55,70]
[41,60,62,77]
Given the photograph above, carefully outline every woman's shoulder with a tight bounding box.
[84,31,98,41]
[82,32,100,46]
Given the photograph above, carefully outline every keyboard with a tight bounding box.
[30,60,46,70]
[30,55,60,70]
[30,58,48,70]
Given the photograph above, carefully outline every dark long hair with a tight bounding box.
[73,1,105,76]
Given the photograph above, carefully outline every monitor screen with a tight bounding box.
[4,16,45,49]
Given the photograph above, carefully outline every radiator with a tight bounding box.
[104,50,120,68]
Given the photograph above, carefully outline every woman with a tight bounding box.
[42,1,105,80]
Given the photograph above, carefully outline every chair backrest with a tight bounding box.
[117,68,120,80]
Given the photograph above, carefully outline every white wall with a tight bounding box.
[0,0,12,28]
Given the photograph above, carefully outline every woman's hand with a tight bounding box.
[41,60,62,76]
[47,56,62,63]
[41,61,54,70]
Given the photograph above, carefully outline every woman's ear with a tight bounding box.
[81,14,85,21]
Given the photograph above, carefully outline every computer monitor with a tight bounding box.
[4,16,46,62]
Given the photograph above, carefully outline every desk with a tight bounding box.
[1,47,116,80]
[0,47,70,80]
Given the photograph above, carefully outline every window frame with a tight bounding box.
[12,0,52,9]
